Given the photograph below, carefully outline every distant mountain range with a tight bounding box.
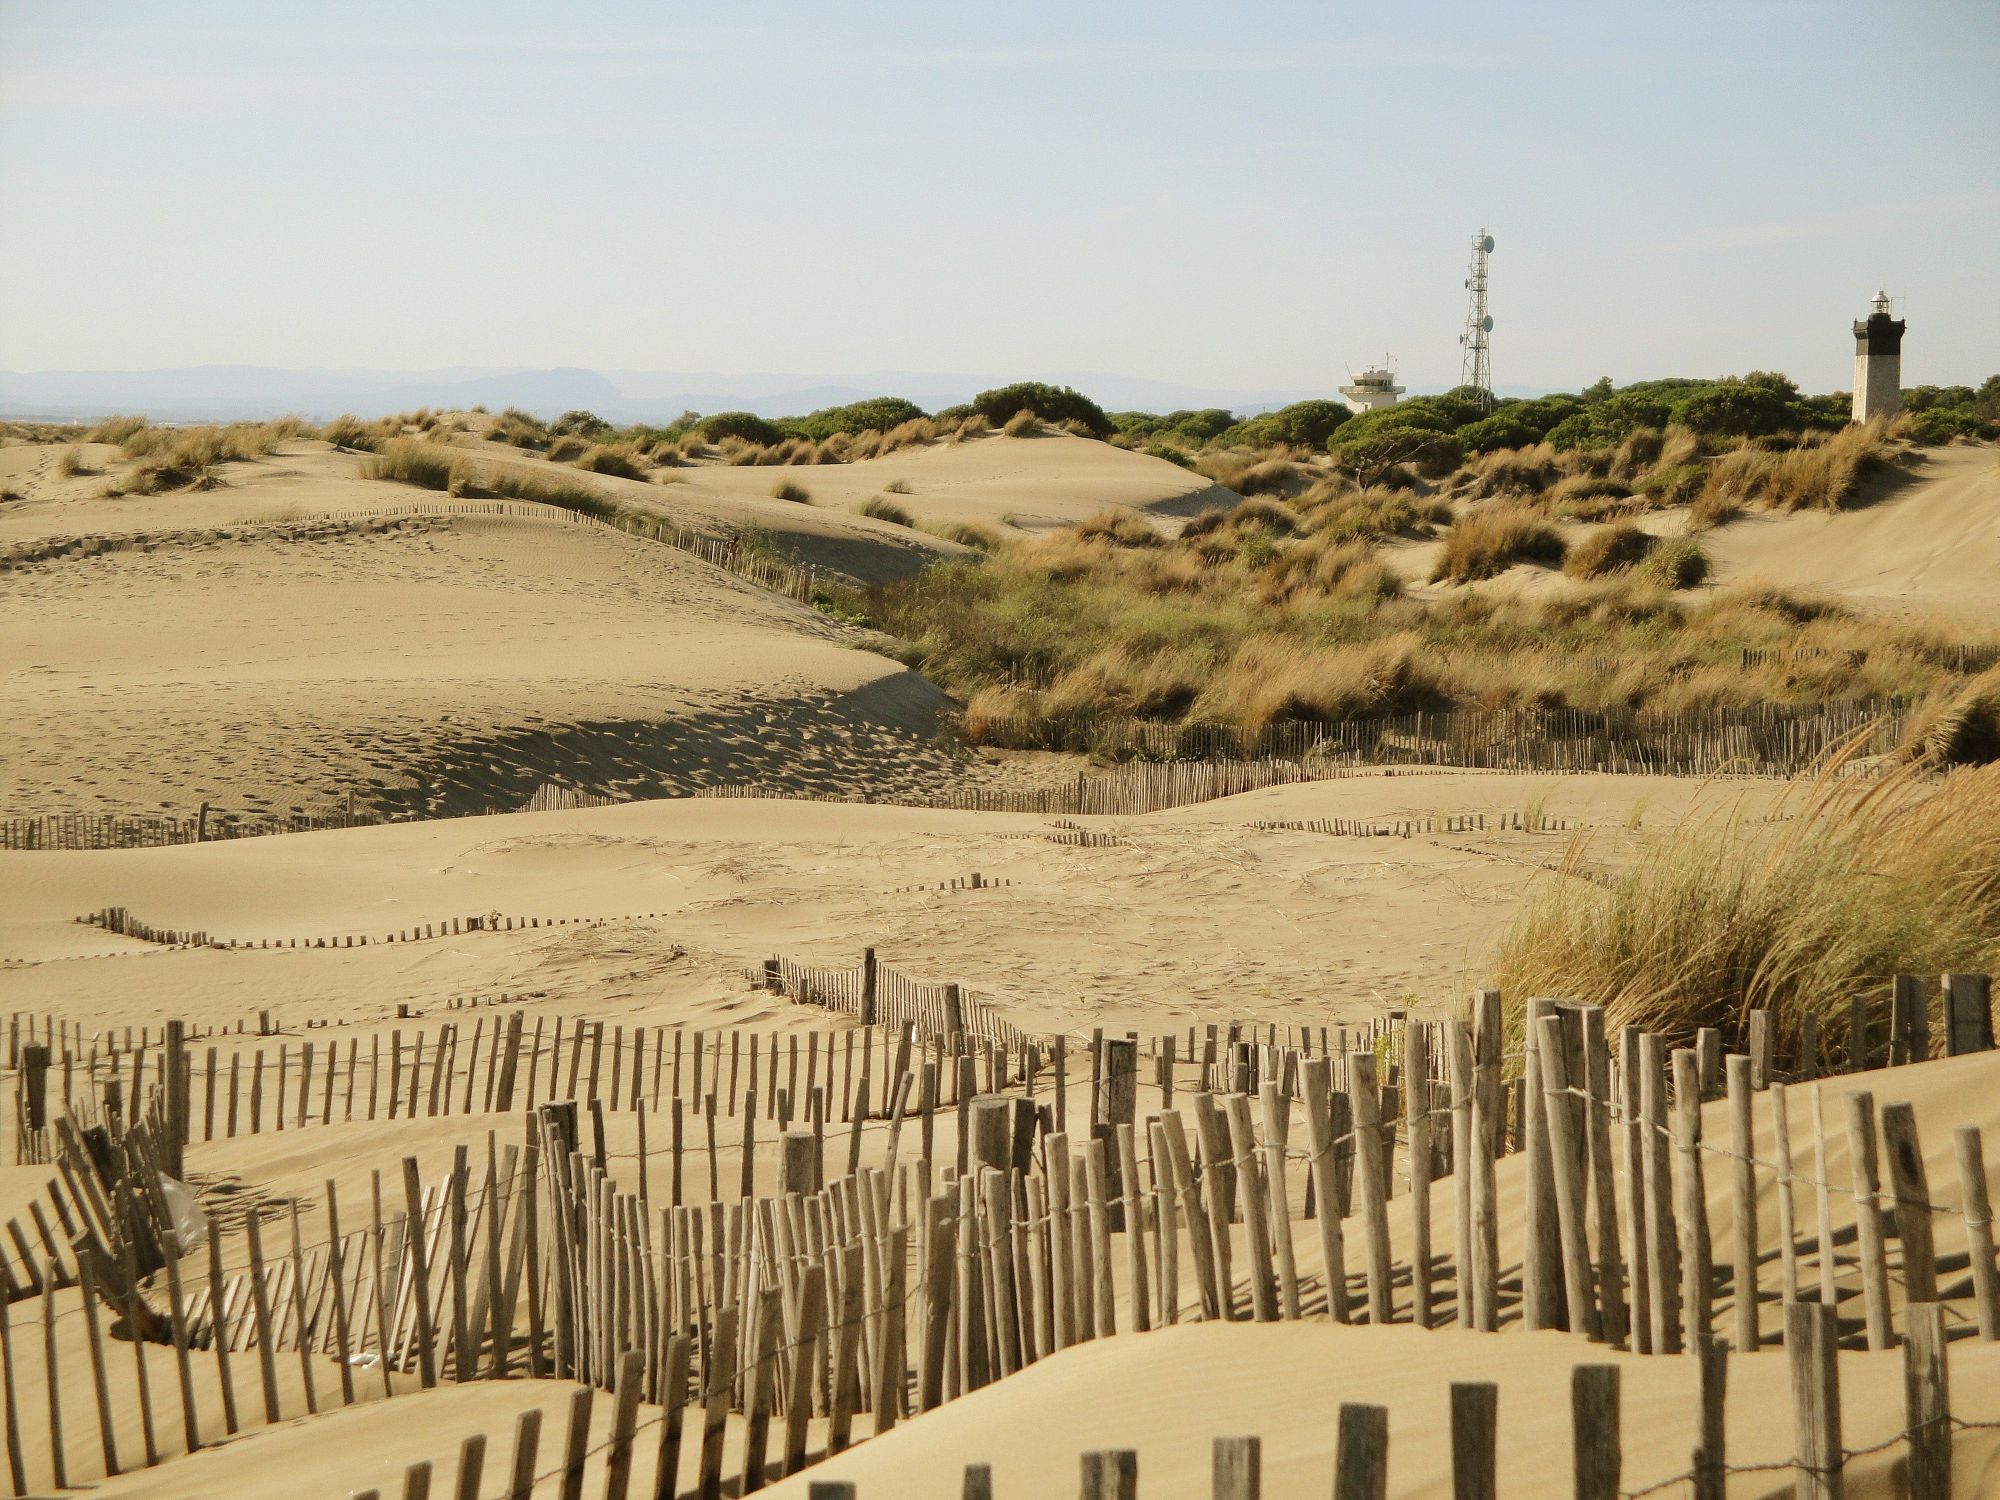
[0,365,1542,425]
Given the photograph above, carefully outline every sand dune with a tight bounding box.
[1701,443,2000,620]
[0,772,1791,1038]
[0,499,968,819]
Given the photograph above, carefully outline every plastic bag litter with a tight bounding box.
[156,1173,209,1255]
[348,1352,382,1369]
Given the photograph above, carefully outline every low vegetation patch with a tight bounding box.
[1431,506,1567,582]
[771,480,812,504]
[1490,760,2000,1050]
[858,495,915,527]
[362,439,471,494]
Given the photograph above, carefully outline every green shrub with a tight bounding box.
[552,409,610,437]
[970,382,1112,437]
[791,397,929,441]
[1455,413,1537,454]
[1143,442,1194,468]
[699,411,785,446]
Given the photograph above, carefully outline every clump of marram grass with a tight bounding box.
[1563,523,1654,579]
[545,435,588,463]
[55,447,87,477]
[1901,668,2000,767]
[362,439,473,495]
[1634,536,1709,590]
[858,495,914,526]
[1489,758,2000,1053]
[574,444,647,479]
[1430,505,1567,582]
[84,416,147,445]
[1001,409,1040,437]
[1074,509,1163,547]
[882,479,913,494]
[926,519,1000,550]
[1699,419,1889,514]
[771,479,812,503]
[320,414,387,452]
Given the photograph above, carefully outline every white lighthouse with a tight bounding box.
[1851,290,1905,424]
[1339,358,1405,414]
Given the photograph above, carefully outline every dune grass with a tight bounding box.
[859,495,915,526]
[772,480,813,503]
[1430,506,1567,581]
[1488,759,2000,1052]
[574,444,648,479]
[55,446,86,477]
[1563,523,1654,579]
[362,438,471,495]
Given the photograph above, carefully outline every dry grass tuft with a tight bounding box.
[859,495,915,526]
[1563,523,1655,579]
[1075,509,1164,548]
[574,444,648,480]
[1634,536,1710,590]
[771,480,813,504]
[83,416,147,445]
[1001,409,1040,437]
[1431,505,1567,582]
[362,439,473,495]
[1901,668,2000,767]
[55,446,87,477]
[1490,759,2000,1051]
[546,435,588,463]
[1699,419,1888,514]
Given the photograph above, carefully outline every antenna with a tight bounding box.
[1458,229,1495,410]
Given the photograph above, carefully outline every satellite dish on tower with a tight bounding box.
[1481,234,1495,253]
[1481,315,1494,332]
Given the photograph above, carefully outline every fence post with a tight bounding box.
[1879,1102,1937,1305]
[1692,1335,1726,1500]
[1213,1436,1260,1500]
[1081,1450,1138,1500]
[1571,1365,1620,1500]
[1957,1126,1999,1340]
[1785,1300,1843,1500]
[1943,973,1993,1055]
[1334,1403,1388,1500]
[1449,1382,1496,1500]
[1902,1303,1950,1500]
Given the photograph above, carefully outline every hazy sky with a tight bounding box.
[3,0,1996,397]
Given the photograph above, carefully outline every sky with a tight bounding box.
[2,0,1997,400]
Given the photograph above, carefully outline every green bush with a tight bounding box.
[1333,424,1464,480]
[790,397,929,441]
[1455,413,1537,454]
[969,382,1111,437]
[1670,382,1791,438]
[1143,442,1194,468]
[553,410,611,438]
[1265,399,1351,450]
[698,411,785,445]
